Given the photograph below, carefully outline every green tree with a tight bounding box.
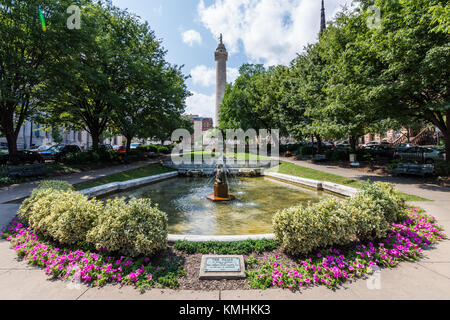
[0,0,85,156]
[363,0,450,160]
[44,2,134,151]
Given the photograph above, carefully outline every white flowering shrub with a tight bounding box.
[273,197,358,255]
[273,182,405,255]
[28,190,102,244]
[87,198,168,257]
[18,180,74,224]
[347,194,390,242]
[359,182,405,224]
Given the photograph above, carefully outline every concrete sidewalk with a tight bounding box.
[0,159,161,204]
[0,160,449,300]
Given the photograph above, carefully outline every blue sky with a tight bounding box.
[111,0,352,122]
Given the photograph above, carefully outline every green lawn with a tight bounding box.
[73,164,175,190]
[266,162,432,202]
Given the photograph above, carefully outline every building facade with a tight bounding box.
[0,120,123,151]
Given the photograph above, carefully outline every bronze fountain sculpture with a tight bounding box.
[207,164,235,201]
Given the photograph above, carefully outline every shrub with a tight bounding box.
[28,190,102,244]
[346,194,390,242]
[173,239,278,255]
[273,182,405,255]
[156,145,170,154]
[18,180,74,224]
[325,149,349,161]
[435,161,450,177]
[358,182,405,224]
[87,198,168,257]
[273,197,358,255]
[297,145,314,157]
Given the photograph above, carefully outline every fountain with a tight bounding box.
[207,164,235,201]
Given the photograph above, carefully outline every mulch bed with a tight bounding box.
[149,246,298,291]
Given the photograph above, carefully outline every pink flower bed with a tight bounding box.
[1,205,446,291]
[1,218,184,289]
[247,206,446,290]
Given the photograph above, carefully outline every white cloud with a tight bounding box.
[191,65,215,87]
[185,91,215,119]
[198,0,352,66]
[190,65,240,87]
[182,29,203,46]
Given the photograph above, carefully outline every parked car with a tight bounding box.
[395,143,417,151]
[130,143,141,149]
[88,144,113,152]
[335,143,351,151]
[393,146,444,164]
[363,141,391,148]
[29,144,55,152]
[0,150,44,165]
[117,146,127,154]
[39,144,81,161]
[364,145,395,159]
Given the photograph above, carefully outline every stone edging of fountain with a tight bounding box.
[78,170,359,243]
[79,171,178,198]
[262,171,359,198]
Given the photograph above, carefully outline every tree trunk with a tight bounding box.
[1,110,19,157]
[5,131,18,157]
[90,126,100,152]
[126,136,132,154]
[349,136,357,153]
[315,135,323,154]
[29,122,33,148]
[444,135,450,164]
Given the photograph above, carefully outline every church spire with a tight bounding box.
[320,0,326,35]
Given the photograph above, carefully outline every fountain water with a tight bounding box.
[206,164,235,201]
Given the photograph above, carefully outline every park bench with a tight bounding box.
[7,164,48,178]
[390,163,434,177]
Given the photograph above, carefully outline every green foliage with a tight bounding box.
[325,149,349,161]
[0,0,82,154]
[59,150,117,165]
[173,239,279,255]
[18,180,74,224]
[296,146,314,157]
[435,161,450,177]
[273,182,406,255]
[26,190,102,245]
[87,198,168,257]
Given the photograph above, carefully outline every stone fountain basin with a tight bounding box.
[80,170,358,241]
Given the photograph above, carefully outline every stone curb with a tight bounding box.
[263,171,359,197]
[78,170,358,243]
[79,171,178,197]
[167,234,275,243]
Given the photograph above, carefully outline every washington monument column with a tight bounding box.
[214,34,228,127]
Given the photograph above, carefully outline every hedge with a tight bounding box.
[18,182,168,255]
[173,239,279,255]
[273,182,406,255]
[87,198,168,257]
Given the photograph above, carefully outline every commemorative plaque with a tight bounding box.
[199,255,246,280]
